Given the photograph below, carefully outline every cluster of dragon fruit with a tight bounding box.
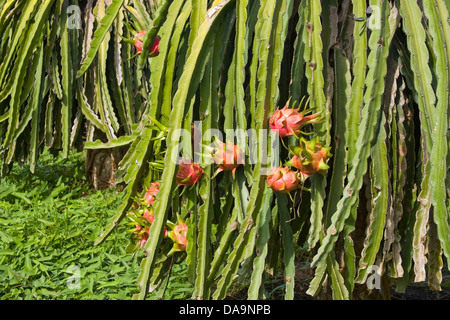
[267,100,332,195]
[126,31,332,255]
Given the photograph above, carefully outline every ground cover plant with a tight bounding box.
[0,150,197,300]
[0,150,139,299]
[0,0,449,300]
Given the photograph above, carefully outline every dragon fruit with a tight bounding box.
[213,140,244,175]
[176,162,204,186]
[143,208,155,224]
[269,101,321,138]
[266,166,301,194]
[143,181,161,205]
[285,137,332,178]
[168,220,188,253]
[133,224,150,247]
[134,31,160,57]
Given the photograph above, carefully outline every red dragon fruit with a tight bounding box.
[285,137,332,178]
[269,100,321,138]
[213,140,245,175]
[143,181,161,205]
[266,166,301,194]
[134,31,160,57]
[176,161,204,186]
[167,219,188,254]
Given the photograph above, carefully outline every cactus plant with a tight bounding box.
[0,0,449,300]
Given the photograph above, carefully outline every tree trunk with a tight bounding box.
[85,148,125,190]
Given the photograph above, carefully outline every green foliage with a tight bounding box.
[1,0,449,300]
[0,150,197,299]
[0,151,136,299]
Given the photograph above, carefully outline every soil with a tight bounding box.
[390,284,450,300]
[263,264,450,300]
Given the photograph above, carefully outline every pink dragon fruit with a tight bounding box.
[176,162,204,186]
[285,137,332,178]
[143,181,161,205]
[168,220,188,253]
[134,31,160,57]
[266,166,301,194]
[269,101,321,138]
[213,141,245,175]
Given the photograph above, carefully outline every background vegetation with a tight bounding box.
[0,150,199,300]
[0,0,449,300]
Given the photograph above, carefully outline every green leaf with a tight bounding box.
[0,0,40,93]
[427,0,450,268]
[84,135,137,150]
[137,0,174,69]
[76,0,125,78]
[1,0,54,154]
[355,111,389,283]
[277,193,295,300]
[133,0,235,300]
[60,0,74,158]
[311,0,392,269]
